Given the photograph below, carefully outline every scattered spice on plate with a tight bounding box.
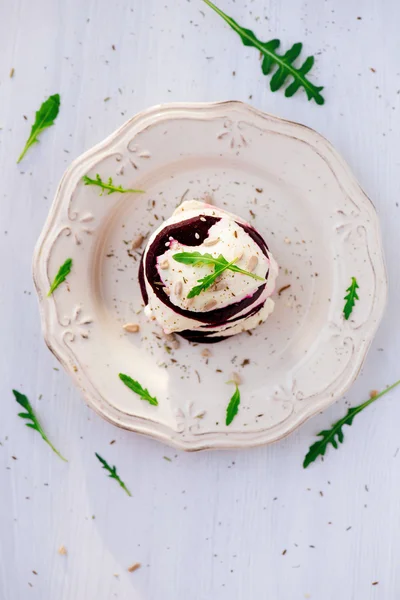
[128,563,141,573]
[58,546,67,555]
[278,284,291,296]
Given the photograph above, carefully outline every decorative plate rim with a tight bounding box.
[33,100,388,451]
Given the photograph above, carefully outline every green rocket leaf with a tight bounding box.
[203,0,324,104]
[343,277,359,320]
[14,390,67,462]
[47,258,72,296]
[119,373,158,406]
[303,379,400,468]
[83,174,144,195]
[95,453,132,496]
[226,383,241,426]
[17,94,60,163]
[173,252,264,298]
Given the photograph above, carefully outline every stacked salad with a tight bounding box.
[139,200,278,343]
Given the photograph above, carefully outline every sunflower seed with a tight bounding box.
[203,237,220,247]
[123,323,140,333]
[174,281,183,296]
[213,281,226,291]
[247,256,258,272]
[159,259,169,270]
[131,234,144,250]
[203,299,217,311]
[164,332,180,349]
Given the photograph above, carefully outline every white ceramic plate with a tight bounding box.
[33,101,387,450]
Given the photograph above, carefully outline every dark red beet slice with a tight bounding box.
[138,255,148,305]
[177,302,265,343]
[200,301,266,328]
[177,330,229,344]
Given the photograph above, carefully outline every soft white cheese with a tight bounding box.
[142,200,279,338]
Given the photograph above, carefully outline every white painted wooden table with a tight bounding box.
[1,0,399,598]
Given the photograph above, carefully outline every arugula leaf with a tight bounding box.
[303,379,400,468]
[14,390,67,462]
[226,383,241,425]
[95,453,132,496]
[119,373,158,406]
[203,0,324,105]
[173,252,265,298]
[343,277,359,320]
[172,251,217,266]
[173,252,264,280]
[187,257,238,298]
[47,258,72,296]
[17,94,60,163]
[83,174,144,195]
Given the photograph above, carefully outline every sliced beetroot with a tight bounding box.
[177,303,265,343]
[141,214,270,325]
[177,330,229,344]
[240,223,269,258]
[200,301,266,328]
[138,255,148,305]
